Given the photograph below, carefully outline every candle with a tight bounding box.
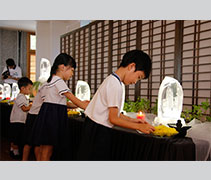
[137,111,145,120]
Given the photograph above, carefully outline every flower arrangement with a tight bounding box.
[67,109,80,117]
[152,125,178,137]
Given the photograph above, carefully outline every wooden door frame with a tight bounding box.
[27,32,36,78]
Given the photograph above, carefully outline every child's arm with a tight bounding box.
[67,101,77,109]
[21,103,32,112]
[63,91,89,110]
[109,107,155,134]
[119,113,147,124]
[7,75,20,81]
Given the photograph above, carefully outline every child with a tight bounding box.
[22,82,47,161]
[30,53,89,161]
[78,49,155,160]
[22,82,78,161]
[9,77,33,159]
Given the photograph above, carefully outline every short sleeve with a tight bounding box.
[105,79,122,110]
[55,80,71,96]
[15,94,28,107]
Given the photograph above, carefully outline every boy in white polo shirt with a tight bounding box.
[78,49,155,160]
[9,77,33,159]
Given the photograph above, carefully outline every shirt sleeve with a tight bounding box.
[55,80,71,97]
[105,79,122,110]
[15,94,28,107]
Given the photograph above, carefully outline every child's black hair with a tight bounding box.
[119,50,152,79]
[6,58,15,66]
[18,77,33,89]
[47,53,76,83]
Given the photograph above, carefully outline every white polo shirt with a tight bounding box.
[10,93,29,123]
[29,82,47,115]
[2,65,22,84]
[85,73,124,128]
[44,75,71,105]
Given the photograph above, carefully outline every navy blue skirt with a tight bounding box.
[77,117,112,160]
[30,102,69,148]
[23,113,37,146]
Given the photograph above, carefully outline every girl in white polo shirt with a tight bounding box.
[30,53,89,161]
[78,50,155,160]
[22,82,47,161]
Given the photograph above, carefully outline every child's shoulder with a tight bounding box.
[100,74,122,91]
[48,75,64,86]
[16,93,24,98]
[106,74,122,85]
[15,93,26,101]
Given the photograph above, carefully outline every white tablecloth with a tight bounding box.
[186,121,211,161]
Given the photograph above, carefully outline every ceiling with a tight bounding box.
[0,20,36,32]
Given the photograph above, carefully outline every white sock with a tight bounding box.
[13,149,19,156]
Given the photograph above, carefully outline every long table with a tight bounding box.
[52,116,196,161]
[1,103,209,161]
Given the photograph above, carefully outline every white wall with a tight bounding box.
[36,20,80,80]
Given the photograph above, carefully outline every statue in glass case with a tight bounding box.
[11,83,20,100]
[153,76,186,126]
[3,83,11,100]
[75,80,91,101]
[38,58,51,83]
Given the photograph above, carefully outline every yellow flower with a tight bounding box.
[67,110,80,116]
[152,125,178,137]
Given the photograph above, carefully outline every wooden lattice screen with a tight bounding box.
[61,20,211,116]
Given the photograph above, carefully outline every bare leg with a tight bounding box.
[22,145,31,161]
[34,146,41,161]
[40,145,53,161]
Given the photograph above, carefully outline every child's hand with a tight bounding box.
[137,123,155,134]
[132,118,147,124]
